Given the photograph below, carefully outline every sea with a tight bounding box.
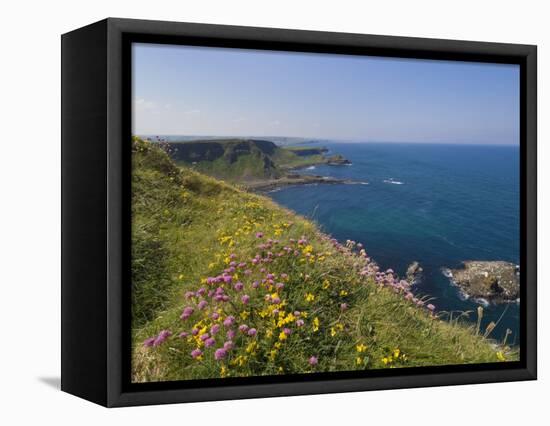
[268,142,520,343]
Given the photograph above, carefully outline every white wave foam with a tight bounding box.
[473,297,490,307]
[346,181,369,185]
[383,178,404,185]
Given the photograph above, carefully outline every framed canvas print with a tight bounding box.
[61,18,537,407]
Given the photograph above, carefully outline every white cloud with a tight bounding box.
[134,98,157,111]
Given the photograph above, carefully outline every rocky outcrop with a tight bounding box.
[445,261,519,303]
[406,261,423,284]
[326,154,352,165]
[246,174,354,191]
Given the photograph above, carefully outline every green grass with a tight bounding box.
[131,137,517,383]
[184,152,282,182]
[272,148,326,170]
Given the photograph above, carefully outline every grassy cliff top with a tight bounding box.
[131,137,516,383]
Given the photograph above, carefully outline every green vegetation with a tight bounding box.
[166,139,333,183]
[131,137,516,383]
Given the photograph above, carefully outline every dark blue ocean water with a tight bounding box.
[269,142,520,342]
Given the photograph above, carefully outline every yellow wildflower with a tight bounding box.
[356,343,368,353]
[313,317,320,332]
[305,293,315,302]
[279,331,287,341]
[246,342,257,354]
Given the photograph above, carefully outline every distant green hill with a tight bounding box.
[166,139,329,182]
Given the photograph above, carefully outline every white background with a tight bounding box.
[0,0,546,424]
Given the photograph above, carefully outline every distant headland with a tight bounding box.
[150,137,354,190]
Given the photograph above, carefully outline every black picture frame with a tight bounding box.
[61,17,537,407]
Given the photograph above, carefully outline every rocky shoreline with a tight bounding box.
[443,261,520,304]
[245,174,358,191]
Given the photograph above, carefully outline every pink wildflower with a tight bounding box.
[214,348,227,360]
[143,337,155,347]
[223,316,235,327]
[180,306,194,320]
[153,330,172,346]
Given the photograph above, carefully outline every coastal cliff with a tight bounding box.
[163,138,352,188]
[131,137,516,383]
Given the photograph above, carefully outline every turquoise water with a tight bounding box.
[269,142,520,342]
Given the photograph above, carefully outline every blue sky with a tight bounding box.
[132,43,519,144]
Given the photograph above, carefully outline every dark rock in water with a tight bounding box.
[447,261,519,303]
[326,154,352,165]
[406,261,423,284]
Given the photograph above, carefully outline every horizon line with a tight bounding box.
[135,134,519,146]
